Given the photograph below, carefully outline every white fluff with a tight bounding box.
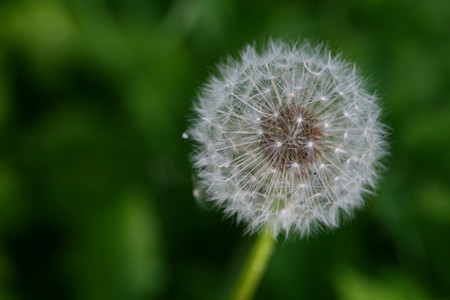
[188,40,388,238]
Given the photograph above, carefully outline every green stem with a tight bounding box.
[231,228,276,300]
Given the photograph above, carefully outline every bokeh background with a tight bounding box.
[0,0,449,299]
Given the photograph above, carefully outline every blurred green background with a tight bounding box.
[0,0,449,299]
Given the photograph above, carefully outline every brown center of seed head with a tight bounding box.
[258,105,324,171]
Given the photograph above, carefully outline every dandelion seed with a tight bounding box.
[188,40,388,238]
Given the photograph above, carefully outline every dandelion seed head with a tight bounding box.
[188,40,388,238]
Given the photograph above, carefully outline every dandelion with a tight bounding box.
[189,40,387,236]
[187,40,388,300]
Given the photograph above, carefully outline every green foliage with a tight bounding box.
[0,0,449,299]
[333,267,430,300]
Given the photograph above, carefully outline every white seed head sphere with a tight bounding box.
[188,40,388,238]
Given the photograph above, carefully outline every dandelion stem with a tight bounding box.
[231,227,275,300]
